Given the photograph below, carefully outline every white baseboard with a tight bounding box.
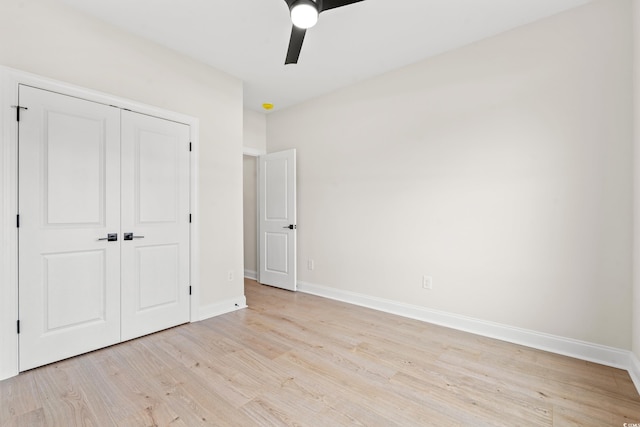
[197,296,247,321]
[297,280,638,392]
[244,269,257,280]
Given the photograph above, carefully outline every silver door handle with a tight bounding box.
[124,233,144,240]
[282,225,297,229]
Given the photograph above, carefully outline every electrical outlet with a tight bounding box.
[422,275,433,290]
[307,259,314,270]
[228,270,234,281]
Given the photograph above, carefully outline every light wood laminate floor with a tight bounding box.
[2,279,640,426]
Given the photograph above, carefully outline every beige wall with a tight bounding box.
[267,0,633,349]
[244,109,267,153]
[243,155,258,274]
[242,109,265,276]
[633,0,640,362]
[0,0,245,307]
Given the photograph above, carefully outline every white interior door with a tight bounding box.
[258,149,297,291]
[120,111,191,341]
[18,85,121,371]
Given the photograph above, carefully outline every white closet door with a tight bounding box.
[18,85,121,371]
[120,111,190,341]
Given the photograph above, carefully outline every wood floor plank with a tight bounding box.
[116,403,188,427]
[1,408,46,427]
[31,361,111,426]
[77,351,170,425]
[0,371,42,425]
[436,348,640,419]
[275,348,463,426]
[155,367,257,426]
[1,278,639,426]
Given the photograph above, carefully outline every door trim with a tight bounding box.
[0,66,200,380]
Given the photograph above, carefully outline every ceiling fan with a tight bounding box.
[284,0,365,64]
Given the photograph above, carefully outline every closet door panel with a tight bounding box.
[120,111,190,341]
[18,85,121,371]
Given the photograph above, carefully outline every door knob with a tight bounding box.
[98,233,118,241]
[282,224,297,229]
[124,233,145,241]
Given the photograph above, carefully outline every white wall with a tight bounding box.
[633,0,640,363]
[243,109,267,153]
[267,0,633,349]
[242,109,266,277]
[243,155,258,275]
[0,1,245,309]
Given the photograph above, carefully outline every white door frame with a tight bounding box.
[0,66,201,380]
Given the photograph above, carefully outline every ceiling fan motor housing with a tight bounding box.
[291,0,323,12]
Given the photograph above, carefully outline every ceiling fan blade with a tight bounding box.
[320,0,365,12]
[285,25,307,64]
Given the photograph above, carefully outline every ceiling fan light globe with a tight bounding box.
[290,1,319,29]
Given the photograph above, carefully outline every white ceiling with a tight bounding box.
[57,0,592,112]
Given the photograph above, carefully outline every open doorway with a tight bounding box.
[243,149,298,291]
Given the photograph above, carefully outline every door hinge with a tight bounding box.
[189,142,192,152]
[189,286,192,295]
[189,214,192,223]
[11,105,28,122]
[16,214,20,228]
[16,320,20,334]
